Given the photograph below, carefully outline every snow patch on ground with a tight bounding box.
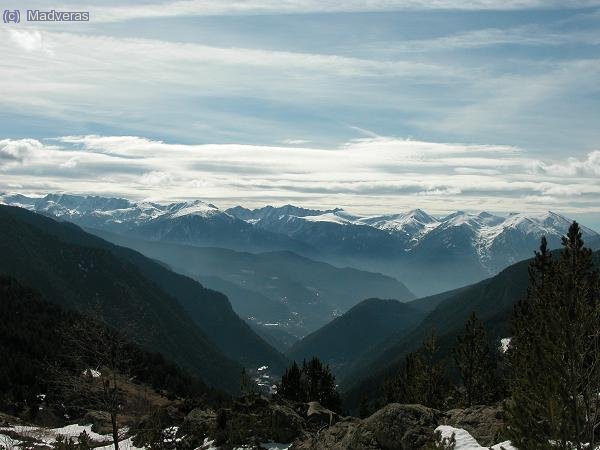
[436,425,516,450]
[500,337,511,353]
[0,424,115,445]
[94,437,145,449]
[82,368,101,378]
[0,432,22,448]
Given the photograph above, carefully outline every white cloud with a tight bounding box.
[1,135,599,215]
[0,139,52,167]
[7,29,54,55]
[534,150,600,177]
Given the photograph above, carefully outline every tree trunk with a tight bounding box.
[111,411,119,450]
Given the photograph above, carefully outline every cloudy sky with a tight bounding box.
[1,1,600,228]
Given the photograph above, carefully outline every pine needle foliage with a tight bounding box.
[507,224,600,449]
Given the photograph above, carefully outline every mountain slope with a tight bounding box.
[287,298,425,376]
[405,285,472,315]
[86,230,415,336]
[342,248,600,410]
[0,275,212,407]
[0,205,241,392]
[0,205,288,388]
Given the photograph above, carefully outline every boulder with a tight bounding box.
[306,402,339,427]
[182,408,216,438]
[183,397,306,446]
[443,403,507,446]
[292,403,442,450]
[83,410,113,435]
[225,400,305,444]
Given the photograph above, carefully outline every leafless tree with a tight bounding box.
[50,316,133,450]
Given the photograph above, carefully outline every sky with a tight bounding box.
[0,1,599,229]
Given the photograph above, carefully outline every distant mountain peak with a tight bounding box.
[404,208,438,223]
[1,193,598,296]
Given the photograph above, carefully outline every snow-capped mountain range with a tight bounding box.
[2,193,598,295]
[227,204,597,264]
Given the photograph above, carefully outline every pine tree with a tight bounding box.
[302,357,341,412]
[386,330,449,409]
[278,358,341,412]
[507,224,600,450]
[419,330,450,409]
[278,361,303,402]
[240,368,257,397]
[452,312,494,406]
[359,394,370,418]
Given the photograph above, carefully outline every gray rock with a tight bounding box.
[182,408,216,438]
[292,403,442,450]
[83,410,113,435]
[183,397,306,446]
[443,403,506,446]
[306,402,339,427]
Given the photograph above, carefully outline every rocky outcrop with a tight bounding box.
[306,402,339,428]
[442,403,507,446]
[183,398,509,449]
[292,403,442,450]
[183,395,306,446]
[84,410,113,435]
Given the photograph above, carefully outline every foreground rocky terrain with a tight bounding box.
[0,396,510,449]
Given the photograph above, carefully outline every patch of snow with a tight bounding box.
[300,212,355,225]
[0,424,114,445]
[0,433,22,448]
[83,368,101,378]
[199,437,218,450]
[500,337,512,353]
[94,437,145,449]
[436,425,516,450]
[168,200,222,218]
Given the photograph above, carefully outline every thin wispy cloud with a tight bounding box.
[376,27,600,53]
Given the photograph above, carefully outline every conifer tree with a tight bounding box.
[302,357,341,412]
[240,368,257,397]
[278,361,303,402]
[386,330,449,409]
[359,394,370,419]
[278,358,341,412]
[452,312,494,406]
[419,330,450,409]
[507,224,600,450]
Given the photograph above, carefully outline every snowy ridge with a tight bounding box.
[1,194,598,275]
[0,193,232,229]
[166,200,222,219]
[232,204,597,253]
[358,209,441,245]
